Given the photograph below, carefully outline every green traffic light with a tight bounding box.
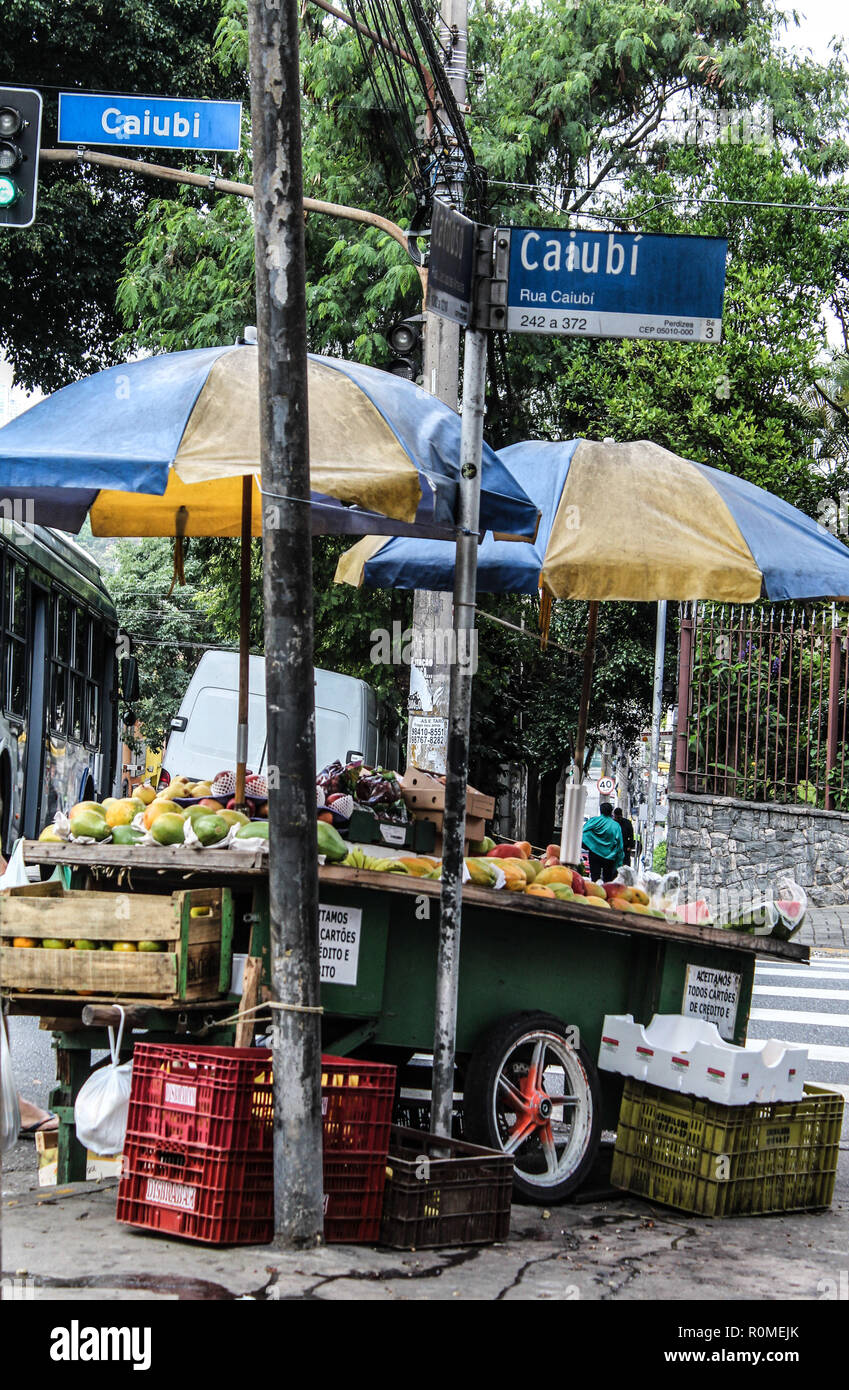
[0,174,19,207]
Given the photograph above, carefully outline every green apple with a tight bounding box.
[42,939,69,949]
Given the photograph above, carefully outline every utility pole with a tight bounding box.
[407,0,469,775]
[247,0,323,1245]
[643,600,667,875]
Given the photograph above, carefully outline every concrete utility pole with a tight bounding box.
[406,0,469,775]
[247,0,324,1245]
[643,600,667,875]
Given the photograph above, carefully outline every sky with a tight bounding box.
[775,0,847,64]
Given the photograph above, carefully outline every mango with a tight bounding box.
[134,784,156,805]
[549,883,575,900]
[150,813,187,846]
[525,884,555,897]
[584,881,606,899]
[105,799,138,828]
[38,825,63,843]
[219,809,250,827]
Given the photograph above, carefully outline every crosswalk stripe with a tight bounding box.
[754,967,849,981]
[753,1041,849,1064]
[752,985,849,1001]
[748,1007,849,1028]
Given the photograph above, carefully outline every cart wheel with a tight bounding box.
[463,1011,601,1204]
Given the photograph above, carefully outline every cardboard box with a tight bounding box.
[400,770,495,821]
[35,1129,123,1186]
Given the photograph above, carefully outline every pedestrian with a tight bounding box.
[613,806,635,867]
[581,802,624,882]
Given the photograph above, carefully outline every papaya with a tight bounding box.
[70,800,106,820]
[151,813,187,846]
[111,824,145,846]
[69,810,111,841]
[464,857,499,887]
[236,821,269,840]
[499,860,529,891]
[192,813,230,847]
[144,800,184,830]
[105,799,138,828]
[535,865,573,887]
[398,857,440,877]
[317,820,348,862]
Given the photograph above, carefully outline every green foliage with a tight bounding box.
[1,0,248,393]
[104,538,225,752]
[653,838,668,874]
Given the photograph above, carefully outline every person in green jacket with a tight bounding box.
[582,802,624,882]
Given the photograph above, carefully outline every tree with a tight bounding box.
[1,0,248,393]
[105,537,225,751]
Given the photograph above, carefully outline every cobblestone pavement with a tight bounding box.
[801,906,849,950]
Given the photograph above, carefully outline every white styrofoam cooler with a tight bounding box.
[598,1013,807,1105]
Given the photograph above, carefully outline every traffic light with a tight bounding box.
[386,315,425,381]
[0,87,42,229]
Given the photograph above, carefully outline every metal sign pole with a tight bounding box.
[643,599,667,874]
[430,323,488,1139]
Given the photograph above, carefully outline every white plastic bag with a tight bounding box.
[0,839,30,891]
[1,1023,21,1153]
[74,1008,133,1155]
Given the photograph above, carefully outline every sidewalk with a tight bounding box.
[2,1146,847,1301]
[800,906,849,951]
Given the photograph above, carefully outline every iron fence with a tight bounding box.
[674,602,849,810]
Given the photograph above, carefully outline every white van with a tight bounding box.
[161,651,397,786]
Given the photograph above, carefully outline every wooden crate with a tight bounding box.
[0,885,233,1002]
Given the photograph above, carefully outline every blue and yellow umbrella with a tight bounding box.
[0,345,538,542]
[336,438,849,602]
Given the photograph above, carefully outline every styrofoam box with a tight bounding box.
[598,1013,808,1105]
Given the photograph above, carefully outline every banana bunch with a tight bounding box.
[341,847,411,873]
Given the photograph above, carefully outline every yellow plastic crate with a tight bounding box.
[611,1079,843,1216]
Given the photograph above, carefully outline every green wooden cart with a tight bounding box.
[4,842,808,1200]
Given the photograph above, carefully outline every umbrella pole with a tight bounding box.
[235,475,252,809]
[573,600,599,784]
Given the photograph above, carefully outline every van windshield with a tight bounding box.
[181,688,267,772]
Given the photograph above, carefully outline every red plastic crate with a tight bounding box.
[320,1055,396,1154]
[125,1044,273,1151]
[117,1136,273,1246]
[323,1154,388,1244]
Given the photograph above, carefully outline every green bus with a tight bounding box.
[0,519,119,852]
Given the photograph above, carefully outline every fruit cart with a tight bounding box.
[3,840,808,1200]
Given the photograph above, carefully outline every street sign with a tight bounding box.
[57,92,242,152]
[426,198,477,326]
[597,776,615,797]
[502,228,727,343]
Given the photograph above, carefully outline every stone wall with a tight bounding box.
[666,793,849,906]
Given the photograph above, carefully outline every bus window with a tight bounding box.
[55,593,72,665]
[3,561,27,717]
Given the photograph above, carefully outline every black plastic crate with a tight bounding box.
[380,1126,513,1249]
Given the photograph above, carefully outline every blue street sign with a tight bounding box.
[58,92,242,153]
[504,228,727,343]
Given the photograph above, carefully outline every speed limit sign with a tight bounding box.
[597,776,615,797]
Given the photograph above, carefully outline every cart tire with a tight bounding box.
[463,1011,601,1204]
